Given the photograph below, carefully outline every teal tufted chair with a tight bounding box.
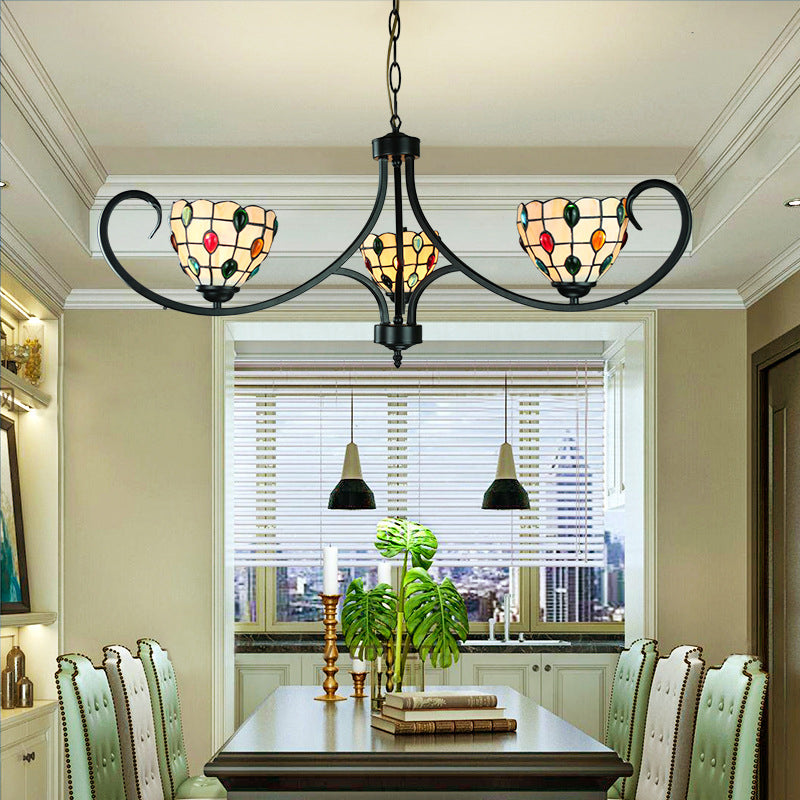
[686,655,768,800]
[138,638,226,800]
[606,638,659,799]
[56,653,127,800]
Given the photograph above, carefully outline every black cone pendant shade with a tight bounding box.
[482,375,530,510]
[328,392,376,510]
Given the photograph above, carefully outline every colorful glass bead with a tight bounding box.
[591,229,606,252]
[373,236,384,256]
[564,255,582,276]
[233,208,249,233]
[187,256,200,276]
[170,233,178,253]
[364,256,372,269]
[616,201,626,226]
[273,217,278,235]
[203,230,219,253]
[539,231,555,254]
[248,266,260,280]
[599,255,613,275]
[181,205,192,227]
[563,203,580,228]
[221,259,238,279]
[408,273,418,287]
[426,253,436,269]
[535,258,549,276]
[412,235,423,253]
[251,238,264,259]
[621,231,628,249]
[520,206,529,230]
[393,256,399,268]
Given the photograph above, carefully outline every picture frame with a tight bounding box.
[1,415,30,613]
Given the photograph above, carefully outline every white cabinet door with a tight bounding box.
[235,654,303,725]
[0,704,57,800]
[22,727,51,800]
[540,653,617,741]
[302,652,355,687]
[457,654,541,703]
[0,741,26,800]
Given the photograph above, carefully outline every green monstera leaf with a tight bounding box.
[341,578,398,661]
[403,568,469,669]
[375,516,438,569]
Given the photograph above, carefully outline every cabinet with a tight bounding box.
[459,653,541,704]
[235,653,303,724]
[0,701,58,800]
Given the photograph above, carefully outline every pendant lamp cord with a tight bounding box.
[350,387,354,443]
[386,0,402,131]
[504,372,508,443]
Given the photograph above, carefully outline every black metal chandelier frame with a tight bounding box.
[98,0,692,368]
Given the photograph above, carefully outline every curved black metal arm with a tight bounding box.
[404,159,692,313]
[337,268,390,324]
[97,160,389,316]
[406,264,461,325]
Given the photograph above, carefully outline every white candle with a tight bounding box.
[377,561,392,587]
[352,658,366,673]
[322,546,339,595]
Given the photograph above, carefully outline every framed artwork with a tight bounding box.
[1,415,30,613]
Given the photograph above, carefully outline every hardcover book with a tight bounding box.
[371,714,517,736]
[383,690,498,710]
[381,704,507,722]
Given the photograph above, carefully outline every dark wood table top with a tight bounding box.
[205,686,631,793]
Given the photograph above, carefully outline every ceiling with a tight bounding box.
[1,0,799,311]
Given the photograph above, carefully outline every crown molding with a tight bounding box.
[0,214,71,313]
[676,8,800,208]
[0,1,106,207]
[63,286,744,312]
[738,236,800,307]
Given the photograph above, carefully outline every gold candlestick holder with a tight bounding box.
[350,672,367,698]
[315,593,347,702]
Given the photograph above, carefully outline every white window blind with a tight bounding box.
[234,362,605,568]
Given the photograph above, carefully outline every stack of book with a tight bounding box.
[371,690,517,735]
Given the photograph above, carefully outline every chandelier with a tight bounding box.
[99,1,692,368]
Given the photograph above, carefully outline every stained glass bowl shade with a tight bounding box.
[517,197,629,297]
[360,230,439,299]
[170,200,277,301]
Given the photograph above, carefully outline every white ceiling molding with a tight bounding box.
[738,236,800,307]
[0,214,71,313]
[63,286,744,312]
[0,1,106,207]
[676,8,800,208]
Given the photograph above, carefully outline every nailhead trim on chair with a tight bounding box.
[104,645,146,800]
[138,638,190,800]
[665,646,704,800]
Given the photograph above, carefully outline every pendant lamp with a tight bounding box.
[482,375,530,510]
[328,391,376,510]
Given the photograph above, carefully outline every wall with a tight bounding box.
[747,269,800,355]
[62,311,214,771]
[655,310,748,666]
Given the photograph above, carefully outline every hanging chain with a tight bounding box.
[386,0,402,131]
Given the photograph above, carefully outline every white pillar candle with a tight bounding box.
[322,546,339,595]
[352,658,366,673]
[377,561,392,587]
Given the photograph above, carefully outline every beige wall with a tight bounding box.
[63,310,214,771]
[747,269,800,356]
[656,310,749,666]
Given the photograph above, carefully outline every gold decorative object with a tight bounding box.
[1,668,15,709]
[314,593,346,702]
[350,672,367,698]
[16,676,33,708]
[384,641,395,693]
[370,657,384,711]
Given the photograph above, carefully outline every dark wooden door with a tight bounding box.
[766,349,800,800]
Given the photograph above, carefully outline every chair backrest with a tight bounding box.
[103,644,164,800]
[606,638,659,799]
[636,645,705,800]
[686,655,768,800]
[56,653,127,800]
[137,638,190,800]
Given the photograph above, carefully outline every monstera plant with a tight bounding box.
[342,516,469,690]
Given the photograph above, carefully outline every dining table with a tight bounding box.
[204,685,631,799]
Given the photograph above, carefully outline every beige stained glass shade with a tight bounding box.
[170,200,277,288]
[360,230,438,298]
[517,197,629,285]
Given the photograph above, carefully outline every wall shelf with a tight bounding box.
[0,612,58,628]
[0,366,51,410]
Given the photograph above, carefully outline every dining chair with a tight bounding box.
[606,638,659,800]
[56,652,127,800]
[137,638,227,799]
[103,644,164,800]
[636,645,705,800]
[685,655,768,800]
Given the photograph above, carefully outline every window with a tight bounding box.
[233,362,621,632]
